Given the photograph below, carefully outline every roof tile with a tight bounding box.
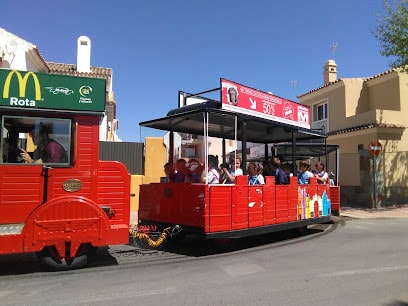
[46,62,112,79]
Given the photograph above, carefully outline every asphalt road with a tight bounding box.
[1,217,408,306]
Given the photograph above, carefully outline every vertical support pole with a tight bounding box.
[373,155,378,209]
[264,144,268,162]
[222,138,226,163]
[291,131,296,171]
[241,121,247,175]
[169,131,174,165]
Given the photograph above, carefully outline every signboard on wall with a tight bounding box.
[220,78,310,129]
[0,69,106,112]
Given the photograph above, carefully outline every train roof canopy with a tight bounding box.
[140,100,326,144]
[272,142,339,161]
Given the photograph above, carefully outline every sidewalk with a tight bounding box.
[340,205,408,219]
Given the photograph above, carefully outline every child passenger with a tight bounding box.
[298,160,314,184]
[271,156,288,185]
[202,155,220,184]
[247,162,265,185]
[220,156,243,184]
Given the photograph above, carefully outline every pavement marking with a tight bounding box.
[221,262,265,277]
[324,265,408,277]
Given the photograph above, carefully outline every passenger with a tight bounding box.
[247,161,265,185]
[329,171,336,186]
[271,156,288,185]
[282,162,293,177]
[202,155,220,184]
[314,161,329,185]
[306,162,314,178]
[186,158,203,183]
[220,156,243,184]
[162,162,173,182]
[219,162,229,184]
[258,162,264,177]
[169,159,188,182]
[298,160,314,184]
[261,159,272,177]
[20,123,67,164]
[275,154,285,164]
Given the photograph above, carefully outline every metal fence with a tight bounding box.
[99,141,144,174]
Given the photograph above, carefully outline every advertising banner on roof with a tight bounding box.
[0,69,106,112]
[220,78,310,129]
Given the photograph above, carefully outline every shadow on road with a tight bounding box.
[141,226,327,257]
[384,301,408,306]
[0,247,119,276]
[0,222,335,275]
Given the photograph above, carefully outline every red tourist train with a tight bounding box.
[0,71,339,271]
[0,69,130,270]
[137,79,340,241]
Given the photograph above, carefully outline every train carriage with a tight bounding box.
[138,79,340,240]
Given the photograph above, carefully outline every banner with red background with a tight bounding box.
[221,78,310,129]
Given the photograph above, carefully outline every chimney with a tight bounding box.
[77,36,91,73]
[323,59,337,84]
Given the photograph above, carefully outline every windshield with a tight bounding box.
[1,115,71,166]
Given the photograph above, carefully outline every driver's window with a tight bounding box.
[1,116,71,166]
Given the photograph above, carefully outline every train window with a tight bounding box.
[1,116,71,166]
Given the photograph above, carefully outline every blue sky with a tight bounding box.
[2,0,390,142]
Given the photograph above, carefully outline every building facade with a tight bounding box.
[0,28,120,142]
[299,60,408,207]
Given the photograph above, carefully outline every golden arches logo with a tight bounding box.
[2,70,41,100]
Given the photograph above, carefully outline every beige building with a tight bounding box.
[299,60,408,208]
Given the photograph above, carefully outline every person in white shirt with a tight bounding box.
[314,161,329,184]
[202,155,220,184]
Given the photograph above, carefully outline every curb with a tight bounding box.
[339,207,408,219]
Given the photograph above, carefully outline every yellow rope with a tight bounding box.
[129,224,170,248]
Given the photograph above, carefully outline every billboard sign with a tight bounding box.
[221,78,310,129]
[0,69,106,112]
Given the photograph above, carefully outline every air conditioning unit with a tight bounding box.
[313,120,328,133]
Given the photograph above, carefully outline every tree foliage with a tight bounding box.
[374,0,408,70]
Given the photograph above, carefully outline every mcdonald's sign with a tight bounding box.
[0,69,106,112]
[3,70,41,100]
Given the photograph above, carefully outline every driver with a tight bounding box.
[20,123,67,164]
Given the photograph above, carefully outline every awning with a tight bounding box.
[139,101,326,144]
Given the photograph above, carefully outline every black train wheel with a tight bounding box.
[37,245,88,271]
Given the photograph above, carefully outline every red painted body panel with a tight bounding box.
[231,179,249,230]
[248,185,264,228]
[0,166,43,224]
[208,185,233,232]
[139,173,336,236]
[329,185,341,214]
[262,179,276,225]
[287,176,299,222]
[139,183,206,228]
[0,114,130,256]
